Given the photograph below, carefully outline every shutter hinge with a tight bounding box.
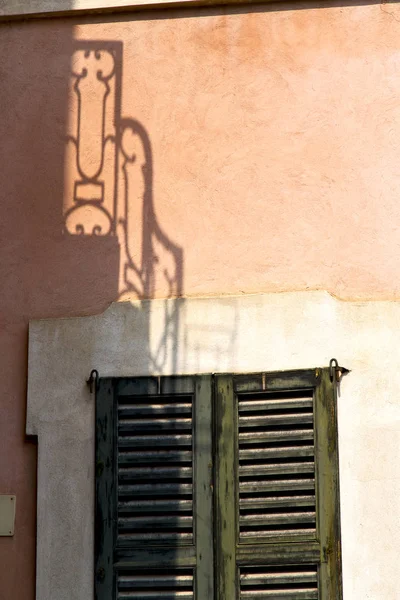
[329,358,350,383]
[87,369,99,394]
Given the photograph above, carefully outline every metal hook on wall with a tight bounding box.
[87,369,99,394]
[329,358,350,383]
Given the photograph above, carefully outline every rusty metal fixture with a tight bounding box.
[329,358,350,383]
[87,369,99,394]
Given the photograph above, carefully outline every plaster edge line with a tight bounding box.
[26,288,400,329]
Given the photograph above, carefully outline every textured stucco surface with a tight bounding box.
[68,2,400,302]
[27,292,400,599]
[2,3,400,597]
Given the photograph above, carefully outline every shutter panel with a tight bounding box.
[215,369,342,600]
[95,375,213,600]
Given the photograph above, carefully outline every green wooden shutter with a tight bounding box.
[215,369,342,600]
[95,375,214,600]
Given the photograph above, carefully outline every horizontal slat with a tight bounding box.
[118,532,193,543]
[239,479,315,493]
[118,593,193,600]
[239,414,313,428]
[118,435,192,448]
[119,483,192,496]
[239,431,313,443]
[115,547,196,566]
[118,467,192,480]
[240,512,315,527]
[239,565,318,599]
[119,418,192,432]
[119,499,193,513]
[239,463,314,477]
[118,450,192,464]
[119,516,192,530]
[239,398,313,412]
[240,590,318,599]
[237,544,321,565]
[240,529,315,540]
[239,447,314,461]
[119,574,193,588]
[240,496,315,510]
[241,571,317,585]
[118,403,192,417]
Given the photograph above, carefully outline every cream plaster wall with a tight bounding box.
[27,292,400,600]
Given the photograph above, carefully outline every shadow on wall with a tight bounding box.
[63,40,184,372]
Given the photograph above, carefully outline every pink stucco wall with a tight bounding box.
[1,3,400,597]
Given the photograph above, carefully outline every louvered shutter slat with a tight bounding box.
[239,413,314,427]
[239,463,314,475]
[239,480,315,493]
[239,566,318,599]
[240,496,315,509]
[118,435,192,447]
[118,403,192,416]
[118,572,194,600]
[240,512,316,525]
[118,590,194,597]
[239,431,314,443]
[119,499,192,512]
[117,569,194,600]
[239,399,314,412]
[239,447,314,460]
[119,466,193,479]
[119,574,194,588]
[118,483,192,496]
[118,418,193,431]
[118,450,193,464]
